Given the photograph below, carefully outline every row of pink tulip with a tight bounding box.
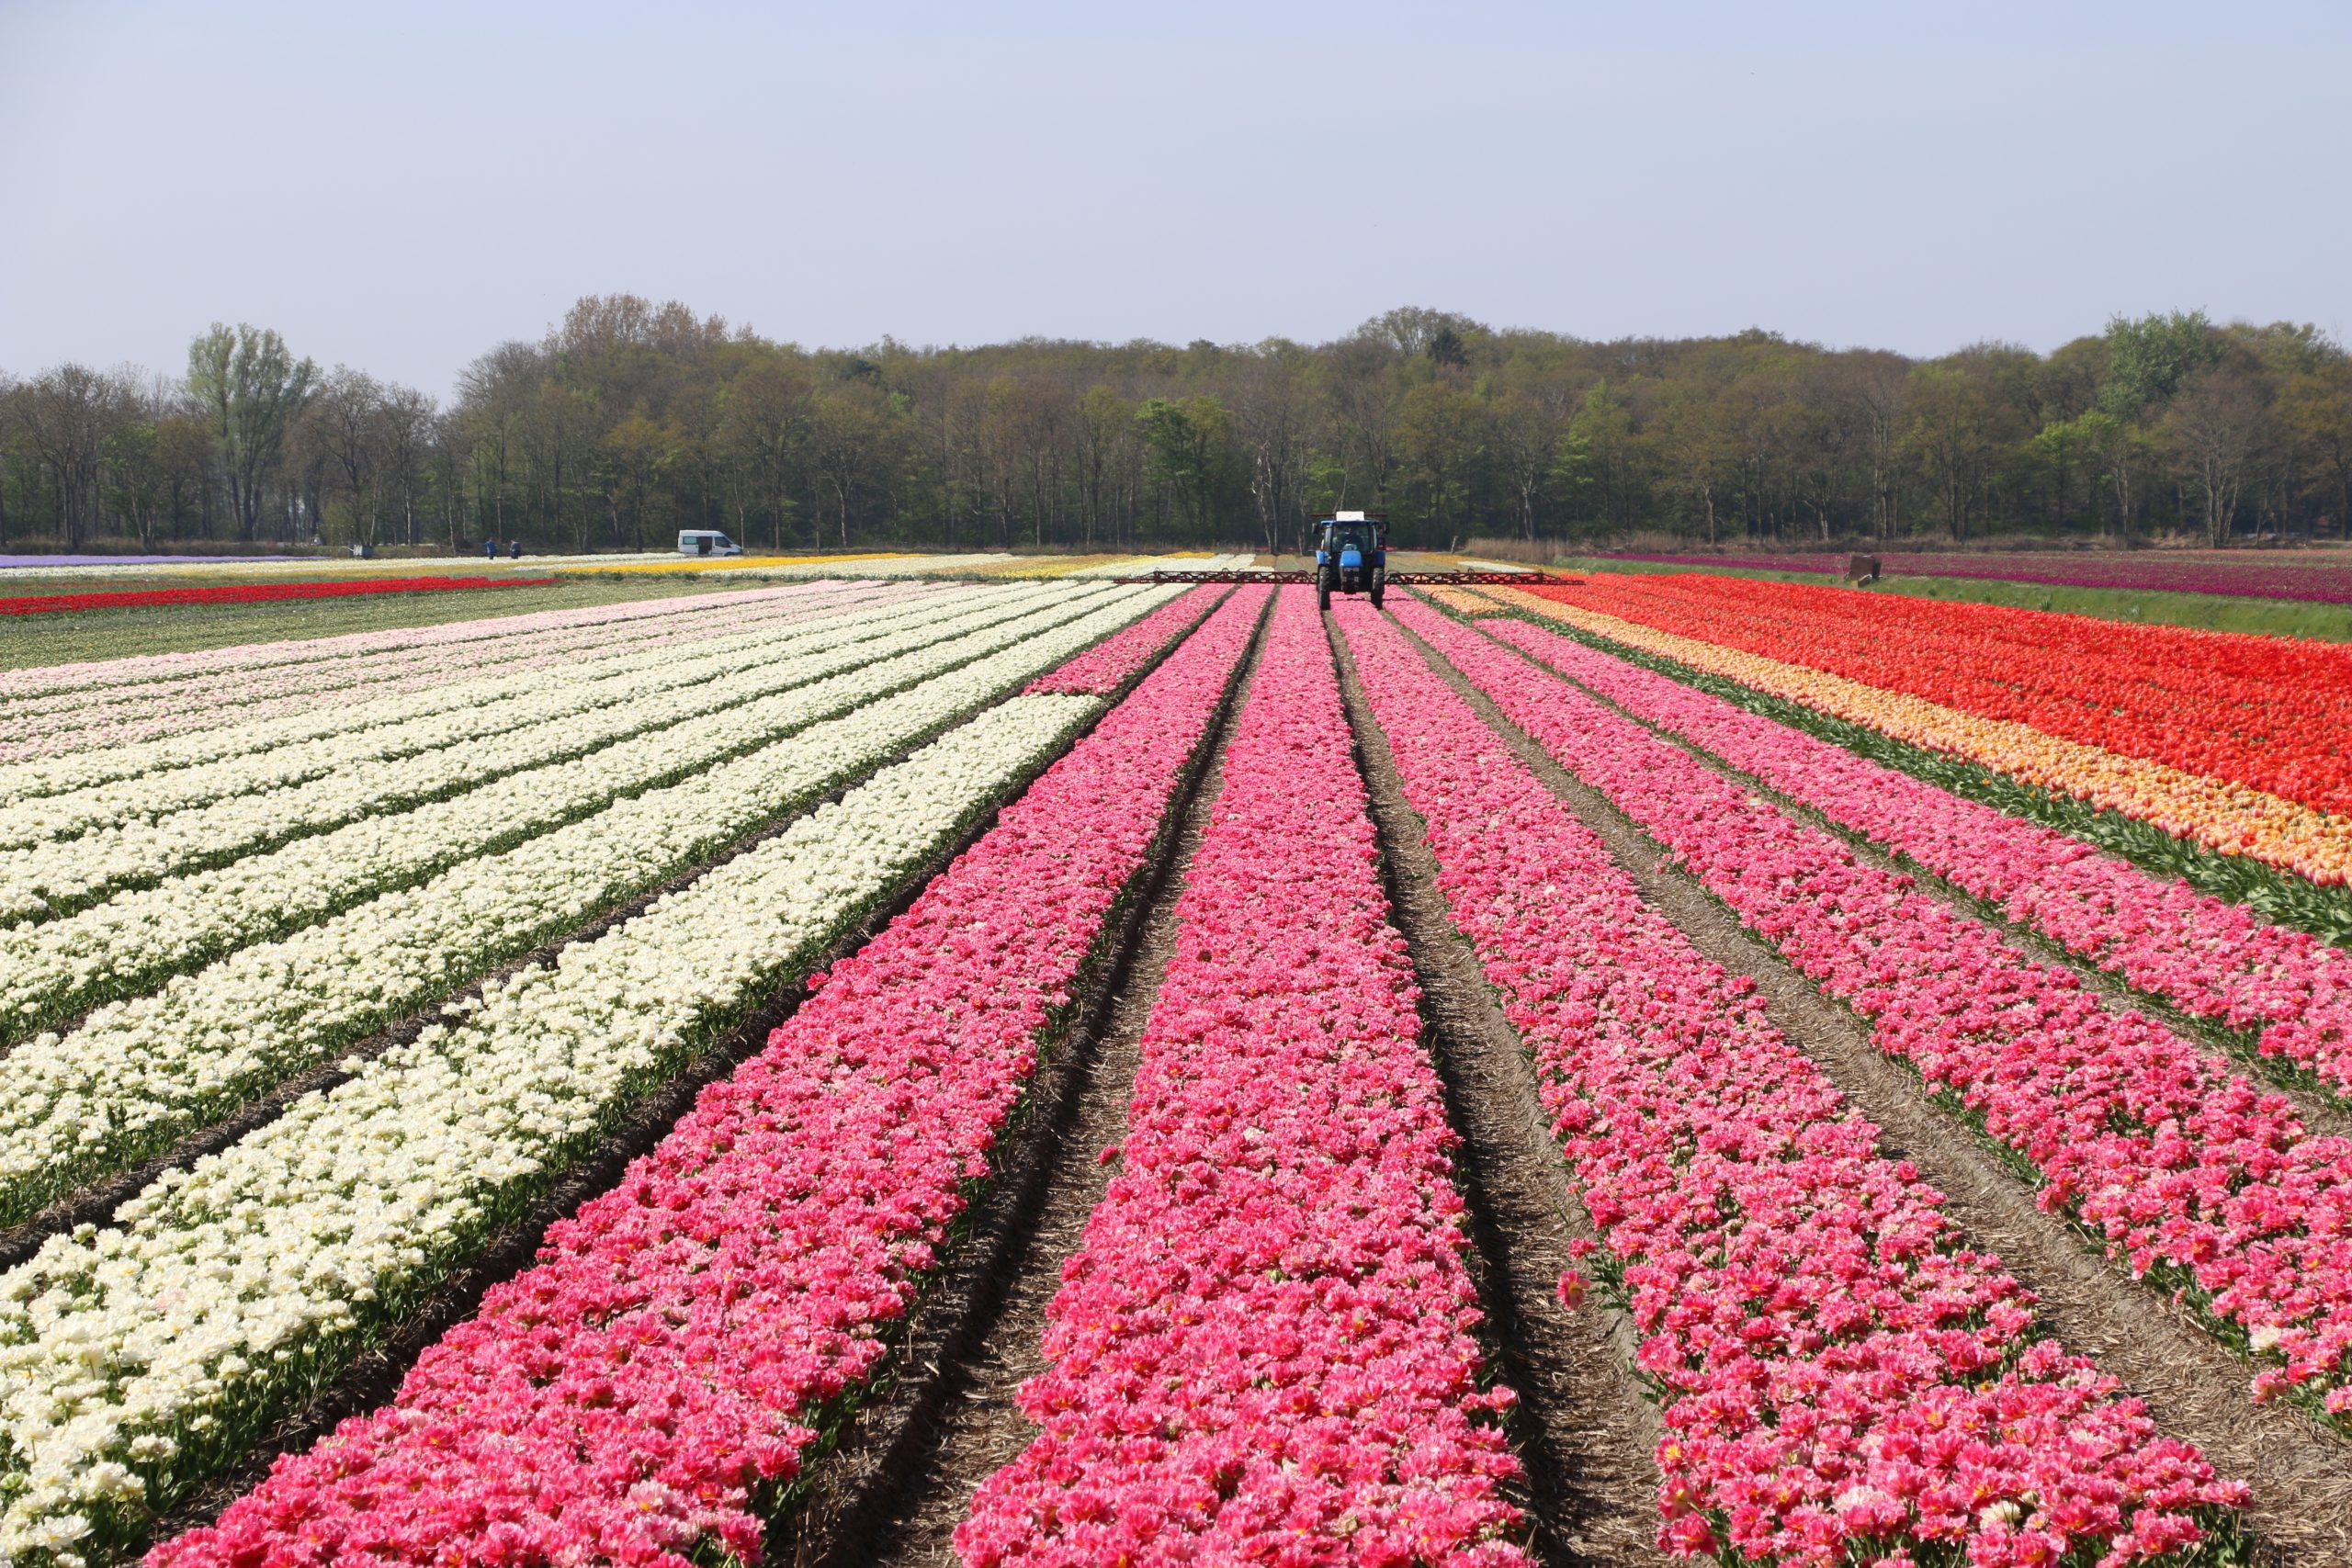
[0,582,908,759]
[1338,601,2247,1567]
[958,590,1528,1568]
[1023,582,1230,694]
[1481,615,2352,1101]
[1393,598,2352,1416]
[147,587,1273,1568]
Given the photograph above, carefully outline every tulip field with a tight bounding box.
[2,563,2349,1566]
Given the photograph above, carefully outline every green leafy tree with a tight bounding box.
[1135,395,1236,536]
[2098,310,2221,419]
[186,323,315,541]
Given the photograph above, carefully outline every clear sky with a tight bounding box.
[3,0,2346,395]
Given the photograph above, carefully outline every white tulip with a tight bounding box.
[0,584,1146,1035]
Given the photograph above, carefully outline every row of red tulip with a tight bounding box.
[147,587,1273,1568]
[1338,600,2246,1566]
[1481,615,2352,1102]
[1522,575,2352,820]
[1396,597,2352,1419]
[958,589,1529,1568]
[0,574,553,617]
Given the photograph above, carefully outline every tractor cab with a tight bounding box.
[1313,511,1388,610]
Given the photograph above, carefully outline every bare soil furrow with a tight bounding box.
[1387,608,2352,1567]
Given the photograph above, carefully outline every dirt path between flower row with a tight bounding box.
[1383,607,2352,1567]
[782,615,1267,1568]
[1329,609,1673,1568]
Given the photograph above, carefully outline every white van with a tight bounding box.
[677,530,744,558]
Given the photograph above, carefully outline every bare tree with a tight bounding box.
[11,364,127,548]
[1231,347,1317,552]
[2165,365,2274,547]
[716,354,812,549]
[1322,334,1402,512]
[1071,383,1133,550]
[308,367,390,547]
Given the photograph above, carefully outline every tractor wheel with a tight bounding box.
[1317,568,1333,612]
[1370,569,1385,609]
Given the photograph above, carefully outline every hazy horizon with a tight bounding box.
[6,0,2348,398]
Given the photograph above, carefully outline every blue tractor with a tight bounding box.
[1313,511,1387,611]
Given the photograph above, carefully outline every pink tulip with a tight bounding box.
[1386,597,2352,1420]
[959,590,1530,1568]
[1332,599,2247,1566]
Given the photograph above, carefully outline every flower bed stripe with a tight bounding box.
[1480,613,2352,1104]
[1334,599,2248,1564]
[1456,591,2352,953]
[0,579,846,702]
[0,591,1180,1227]
[1589,550,2352,606]
[1394,596,2352,1421]
[0,581,874,734]
[956,588,1528,1568]
[0,575,554,616]
[0,585,1054,919]
[0,582,917,765]
[143,586,1272,1568]
[1518,574,2352,825]
[0,582,974,812]
[1490,586,2352,890]
[0,588,964,841]
[1021,582,1228,694]
[0,680,1131,1563]
[0,586,1147,1042]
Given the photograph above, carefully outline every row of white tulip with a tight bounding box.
[1061,551,1257,576]
[0,582,1007,835]
[0,587,1066,916]
[0,588,1167,1226]
[0,687,1106,1564]
[0,581,915,759]
[0,582,963,807]
[0,585,1149,1039]
[1,590,865,824]
[0,577,835,702]
[0,577,866,723]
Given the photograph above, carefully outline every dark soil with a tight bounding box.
[1385,610,2352,1567]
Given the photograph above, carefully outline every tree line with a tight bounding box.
[5,298,2348,557]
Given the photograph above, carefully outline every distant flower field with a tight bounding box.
[1596,547,2352,604]
[0,567,2341,1565]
